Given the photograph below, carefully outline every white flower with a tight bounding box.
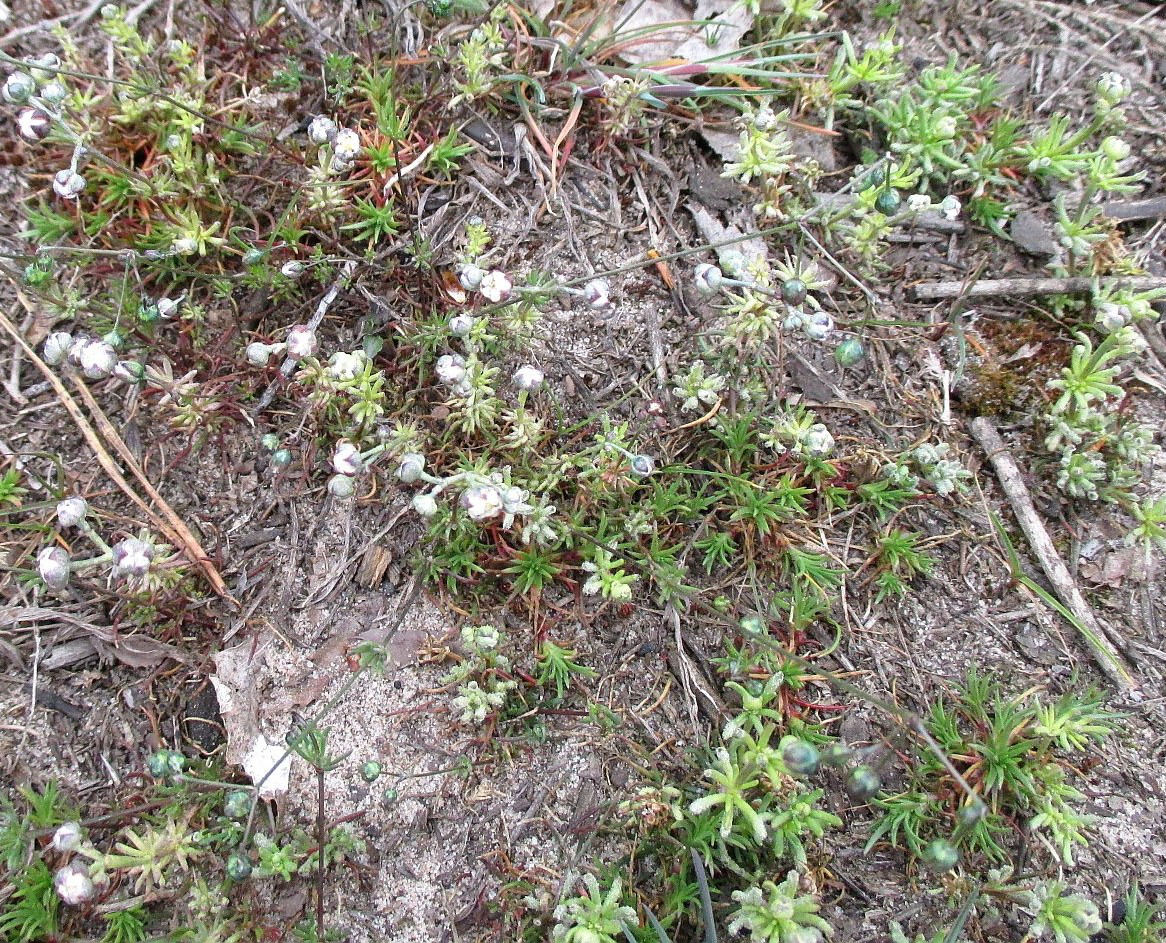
[17,107,50,141]
[285,324,317,358]
[332,128,361,162]
[331,441,363,476]
[42,331,74,366]
[457,264,485,291]
[56,497,88,528]
[411,493,438,517]
[461,484,503,521]
[581,278,612,310]
[802,423,834,457]
[513,365,544,391]
[396,452,426,483]
[52,169,85,200]
[448,313,475,338]
[111,537,154,578]
[327,350,366,381]
[500,485,533,528]
[803,311,834,341]
[280,260,305,278]
[307,115,337,146]
[478,270,513,303]
[2,71,35,104]
[78,340,117,379]
[327,474,355,497]
[436,353,467,387]
[172,236,198,255]
[52,822,83,852]
[693,262,723,296]
[939,195,961,220]
[906,194,931,212]
[934,115,957,139]
[37,546,70,589]
[53,863,94,906]
[245,342,275,366]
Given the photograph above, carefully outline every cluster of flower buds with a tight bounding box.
[41,330,142,382]
[245,324,317,367]
[457,263,514,304]
[36,495,167,591]
[905,193,962,221]
[5,53,65,143]
[306,114,362,172]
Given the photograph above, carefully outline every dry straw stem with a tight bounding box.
[970,416,1135,690]
[0,309,233,603]
[912,275,1166,302]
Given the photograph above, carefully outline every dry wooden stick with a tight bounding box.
[912,275,1166,302]
[0,310,233,603]
[970,416,1134,690]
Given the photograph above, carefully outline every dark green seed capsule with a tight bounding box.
[146,752,170,777]
[164,751,186,776]
[782,739,821,777]
[834,337,865,368]
[360,761,383,783]
[863,166,887,190]
[382,787,399,805]
[781,278,808,306]
[922,838,960,872]
[845,764,881,800]
[226,854,252,881]
[874,189,902,216]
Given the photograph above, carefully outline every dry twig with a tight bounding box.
[970,416,1134,690]
[913,275,1166,302]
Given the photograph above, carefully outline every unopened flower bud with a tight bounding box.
[42,331,74,366]
[693,262,723,296]
[53,862,94,906]
[112,538,154,578]
[448,313,475,338]
[156,297,180,319]
[436,353,467,387]
[1095,71,1130,106]
[939,195,961,221]
[478,270,512,304]
[396,452,426,483]
[360,761,382,782]
[56,497,88,528]
[40,81,67,105]
[226,854,252,881]
[803,311,835,342]
[327,350,365,381]
[802,423,834,457]
[457,263,484,291]
[845,764,881,800]
[172,236,197,255]
[332,128,361,162]
[1101,136,1130,161]
[281,260,305,278]
[513,365,544,391]
[28,53,61,83]
[246,342,275,366]
[285,324,317,358]
[52,821,83,852]
[17,107,51,141]
[922,838,960,873]
[934,115,957,139]
[79,340,117,379]
[332,441,363,476]
[412,493,438,518]
[52,169,86,200]
[781,278,808,306]
[781,738,820,777]
[37,545,71,589]
[629,454,655,477]
[327,474,355,497]
[2,71,35,104]
[307,115,337,146]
